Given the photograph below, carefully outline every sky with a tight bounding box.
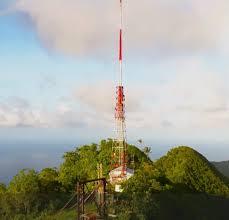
[1,0,229,160]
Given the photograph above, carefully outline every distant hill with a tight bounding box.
[122,146,229,219]
[155,146,229,196]
[212,161,229,178]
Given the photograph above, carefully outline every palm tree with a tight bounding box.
[143,147,152,157]
[137,139,151,157]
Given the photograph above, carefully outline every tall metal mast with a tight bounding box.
[119,0,123,86]
[112,0,127,177]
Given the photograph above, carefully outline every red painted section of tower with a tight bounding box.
[115,86,125,119]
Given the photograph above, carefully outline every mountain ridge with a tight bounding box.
[212,160,229,178]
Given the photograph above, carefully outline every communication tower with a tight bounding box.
[109,0,133,190]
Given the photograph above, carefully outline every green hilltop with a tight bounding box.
[0,140,229,219]
[155,146,229,195]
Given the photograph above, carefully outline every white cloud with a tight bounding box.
[11,0,229,57]
[1,57,229,141]
[68,58,229,137]
[0,95,112,129]
[74,81,144,114]
[1,0,229,145]
[0,97,34,127]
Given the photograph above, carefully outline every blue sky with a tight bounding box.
[1,0,229,160]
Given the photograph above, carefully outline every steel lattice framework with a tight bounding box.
[112,0,127,177]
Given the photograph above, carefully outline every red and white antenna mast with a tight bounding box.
[112,0,127,177]
[119,0,123,86]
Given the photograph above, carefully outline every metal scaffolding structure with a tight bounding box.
[76,178,107,220]
[111,0,128,180]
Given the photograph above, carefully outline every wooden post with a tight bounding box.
[101,178,106,218]
[77,182,80,220]
[76,178,107,219]
[82,183,85,218]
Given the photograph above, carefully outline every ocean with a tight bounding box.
[0,140,79,184]
[0,139,228,184]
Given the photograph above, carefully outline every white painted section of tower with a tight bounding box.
[109,166,134,192]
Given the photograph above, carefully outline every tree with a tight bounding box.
[127,144,151,169]
[121,163,163,219]
[39,168,60,192]
[58,140,150,191]
[98,139,113,176]
[155,146,229,196]
[59,144,98,190]
[119,147,229,219]
[8,169,40,214]
[0,183,6,194]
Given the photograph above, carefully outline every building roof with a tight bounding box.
[109,166,134,175]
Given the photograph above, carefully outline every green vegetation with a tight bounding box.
[38,209,76,220]
[155,147,229,195]
[0,140,149,219]
[0,141,229,219]
[120,147,229,219]
[58,139,150,191]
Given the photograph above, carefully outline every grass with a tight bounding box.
[37,210,76,220]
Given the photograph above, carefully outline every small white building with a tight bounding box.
[109,166,134,192]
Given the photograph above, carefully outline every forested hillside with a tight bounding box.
[121,147,229,219]
[212,161,229,178]
[155,147,229,195]
[0,141,228,219]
